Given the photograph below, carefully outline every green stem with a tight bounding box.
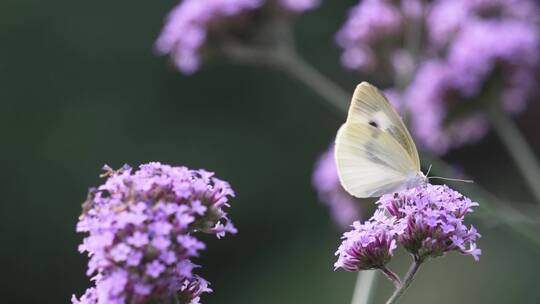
[380,266,401,288]
[273,49,350,115]
[488,106,540,205]
[222,43,349,115]
[385,258,423,304]
[351,271,378,304]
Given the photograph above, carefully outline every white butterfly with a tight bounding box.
[335,82,427,198]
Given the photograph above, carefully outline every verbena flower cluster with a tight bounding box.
[337,0,540,154]
[312,145,362,228]
[155,0,320,74]
[335,0,422,72]
[72,163,237,304]
[335,184,481,272]
[334,210,400,271]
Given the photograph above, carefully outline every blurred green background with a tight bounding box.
[2,0,540,303]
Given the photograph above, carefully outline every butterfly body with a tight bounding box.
[404,171,428,190]
[335,82,426,198]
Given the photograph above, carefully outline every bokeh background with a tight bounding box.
[2,0,540,303]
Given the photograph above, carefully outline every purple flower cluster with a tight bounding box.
[334,210,400,271]
[155,0,262,74]
[312,145,362,228]
[335,0,423,71]
[407,0,540,153]
[335,184,480,272]
[337,0,539,154]
[405,60,492,153]
[72,163,236,304]
[378,184,481,261]
[155,0,319,74]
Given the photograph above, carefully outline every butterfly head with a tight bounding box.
[405,171,428,190]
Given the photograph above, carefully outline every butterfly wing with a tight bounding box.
[346,82,420,171]
[335,122,419,198]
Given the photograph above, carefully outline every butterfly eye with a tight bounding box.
[368,120,379,128]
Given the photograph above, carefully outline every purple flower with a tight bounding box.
[335,0,424,72]
[155,0,318,74]
[404,60,491,154]
[72,162,236,304]
[335,183,481,273]
[447,19,539,112]
[406,18,539,153]
[334,210,401,271]
[312,144,363,228]
[146,260,166,278]
[71,287,97,304]
[378,184,481,261]
[155,0,262,73]
[427,0,539,49]
[403,0,540,154]
[178,276,213,304]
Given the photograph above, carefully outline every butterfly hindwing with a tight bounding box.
[346,82,420,171]
[335,123,417,198]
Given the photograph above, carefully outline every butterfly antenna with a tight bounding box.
[428,176,474,183]
[425,164,433,177]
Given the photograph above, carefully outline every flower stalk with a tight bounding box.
[384,257,423,304]
[351,271,378,304]
[380,266,401,288]
[488,105,540,205]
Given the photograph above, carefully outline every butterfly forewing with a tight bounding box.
[346,82,420,171]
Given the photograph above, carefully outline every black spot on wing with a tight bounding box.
[368,120,381,139]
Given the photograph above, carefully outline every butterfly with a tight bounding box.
[334,82,428,198]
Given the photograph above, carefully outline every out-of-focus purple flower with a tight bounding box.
[447,20,539,111]
[312,145,362,228]
[334,210,401,271]
[405,60,491,154]
[406,18,539,153]
[72,162,236,304]
[155,0,262,74]
[427,0,539,49]
[403,0,540,154]
[336,0,402,71]
[155,0,319,74]
[336,0,425,72]
[378,184,481,261]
